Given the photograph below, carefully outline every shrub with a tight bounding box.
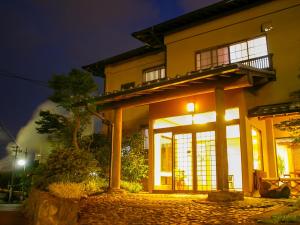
[120,180,143,193]
[82,177,108,195]
[122,132,148,182]
[43,148,100,184]
[49,182,85,199]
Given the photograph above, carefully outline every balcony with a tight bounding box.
[237,54,273,70]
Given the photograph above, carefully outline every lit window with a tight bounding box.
[225,108,240,121]
[154,132,172,190]
[196,47,229,70]
[193,111,216,124]
[252,128,263,170]
[196,36,268,70]
[144,66,165,82]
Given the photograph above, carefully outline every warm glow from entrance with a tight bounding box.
[186,102,195,113]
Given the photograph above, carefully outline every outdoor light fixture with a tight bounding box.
[186,102,195,113]
[17,159,26,166]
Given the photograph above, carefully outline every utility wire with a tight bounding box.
[0,120,19,147]
[0,70,49,88]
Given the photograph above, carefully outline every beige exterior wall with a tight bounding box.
[103,51,165,132]
[102,1,300,193]
[164,1,300,107]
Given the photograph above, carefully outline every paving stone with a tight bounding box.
[78,194,291,225]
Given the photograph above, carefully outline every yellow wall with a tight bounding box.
[103,51,165,132]
[105,51,165,92]
[165,1,300,107]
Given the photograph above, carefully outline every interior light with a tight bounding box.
[186,102,195,113]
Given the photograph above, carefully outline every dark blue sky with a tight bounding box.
[0,0,219,138]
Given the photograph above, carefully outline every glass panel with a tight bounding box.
[154,115,193,129]
[227,125,243,190]
[154,132,172,190]
[200,50,212,69]
[225,108,240,121]
[252,128,263,170]
[160,68,165,78]
[174,134,193,190]
[217,47,229,65]
[248,36,268,59]
[196,53,201,70]
[276,138,294,178]
[196,131,216,191]
[230,42,248,63]
[154,108,239,129]
[193,111,216,124]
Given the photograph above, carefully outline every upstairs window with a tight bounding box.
[196,36,268,70]
[143,66,165,82]
[196,47,229,70]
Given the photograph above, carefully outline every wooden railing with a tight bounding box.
[237,54,273,70]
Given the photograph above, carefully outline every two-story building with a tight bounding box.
[84,0,300,196]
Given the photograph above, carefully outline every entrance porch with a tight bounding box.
[93,62,275,195]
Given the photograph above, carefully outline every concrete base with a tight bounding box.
[107,188,126,195]
[207,191,244,202]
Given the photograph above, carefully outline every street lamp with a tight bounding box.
[17,159,26,167]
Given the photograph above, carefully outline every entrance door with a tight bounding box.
[196,131,217,191]
[174,133,193,190]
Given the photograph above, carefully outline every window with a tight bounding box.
[196,47,229,70]
[196,36,268,70]
[121,82,135,90]
[252,128,263,170]
[143,66,165,82]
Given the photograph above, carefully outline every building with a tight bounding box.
[84,0,300,195]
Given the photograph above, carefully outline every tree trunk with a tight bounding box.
[73,116,80,150]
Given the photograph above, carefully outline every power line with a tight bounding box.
[0,70,49,88]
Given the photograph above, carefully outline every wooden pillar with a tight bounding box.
[265,118,277,177]
[110,107,122,189]
[215,86,229,191]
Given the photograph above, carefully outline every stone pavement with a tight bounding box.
[79,193,290,225]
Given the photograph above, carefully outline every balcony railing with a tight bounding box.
[237,54,273,70]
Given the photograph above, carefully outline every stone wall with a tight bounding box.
[24,189,79,225]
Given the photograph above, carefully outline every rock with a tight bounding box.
[259,182,290,198]
[207,191,244,202]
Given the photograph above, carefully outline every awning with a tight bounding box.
[248,102,300,117]
[92,63,275,111]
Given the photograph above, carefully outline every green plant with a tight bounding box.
[36,148,100,188]
[121,132,148,182]
[277,155,285,177]
[49,182,85,199]
[82,177,108,195]
[120,180,143,193]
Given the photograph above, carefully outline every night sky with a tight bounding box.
[0,0,219,155]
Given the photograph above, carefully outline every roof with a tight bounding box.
[132,0,273,47]
[248,102,300,117]
[83,0,272,76]
[89,63,275,111]
[82,45,164,77]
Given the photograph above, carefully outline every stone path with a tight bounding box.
[79,193,290,225]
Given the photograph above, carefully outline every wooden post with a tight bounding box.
[215,86,229,191]
[265,118,277,177]
[110,107,122,189]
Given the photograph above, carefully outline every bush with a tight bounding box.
[82,177,108,195]
[122,132,148,182]
[43,148,100,184]
[120,180,143,193]
[49,182,85,199]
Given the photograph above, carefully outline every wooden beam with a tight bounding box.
[97,75,251,111]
